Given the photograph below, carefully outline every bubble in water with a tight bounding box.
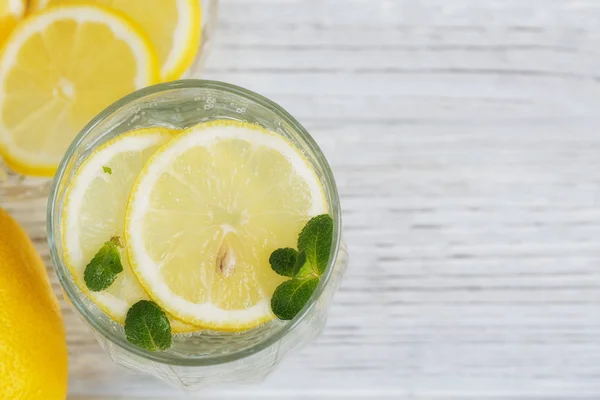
[174,331,196,339]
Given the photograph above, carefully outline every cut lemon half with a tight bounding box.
[33,0,201,81]
[125,120,327,331]
[0,0,25,47]
[61,127,198,333]
[0,5,159,177]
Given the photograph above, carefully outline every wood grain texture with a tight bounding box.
[5,0,600,398]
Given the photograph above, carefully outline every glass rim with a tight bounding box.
[47,79,343,366]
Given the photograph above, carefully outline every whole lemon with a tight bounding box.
[0,208,67,400]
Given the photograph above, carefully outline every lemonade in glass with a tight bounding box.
[48,80,348,389]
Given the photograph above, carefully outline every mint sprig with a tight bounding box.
[270,214,333,320]
[271,277,320,320]
[297,214,334,275]
[269,248,298,277]
[125,300,172,351]
[293,250,312,279]
[84,236,123,292]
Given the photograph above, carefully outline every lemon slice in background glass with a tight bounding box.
[61,127,198,333]
[32,0,202,81]
[0,0,25,47]
[0,5,159,177]
[125,120,328,331]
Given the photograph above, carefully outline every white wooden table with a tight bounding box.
[11,0,600,398]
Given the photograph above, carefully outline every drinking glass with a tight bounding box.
[47,80,349,390]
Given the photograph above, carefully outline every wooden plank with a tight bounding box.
[5,0,600,397]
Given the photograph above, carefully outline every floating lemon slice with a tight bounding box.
[61,127,198,333]
[125,120,327,331]
[31,0,201,81]
[0,5,159,176]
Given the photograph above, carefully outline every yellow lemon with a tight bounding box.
[32,0,201,81]
[0,208,67,400]
[0,5,159,177]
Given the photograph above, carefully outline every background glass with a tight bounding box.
[0,0,219,204]
[47,80,348,390]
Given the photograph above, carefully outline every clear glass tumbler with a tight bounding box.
[0,0,219,205]
[47,80,348,390]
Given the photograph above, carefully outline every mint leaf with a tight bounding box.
[84,237,123,292]
[125,300,172,351]
[271,277,319,320]
[269,248,298,277]
[269,214,333,321]
[293,250,314,279]
[297,214,333,276]
[102,166,112,174]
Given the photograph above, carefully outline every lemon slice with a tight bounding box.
[0,5,159,177]
[61,127,198,333]
[125,120,327,331]
[33,0,201,81]
[0,0,25,47]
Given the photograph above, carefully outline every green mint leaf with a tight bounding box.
[125,300,172,351]
[102,166,112,174]
[83,237,123,292]
[271,277,319,320]
[297,214,333,276]
[269,248,298,277]
[293,250,315,279]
